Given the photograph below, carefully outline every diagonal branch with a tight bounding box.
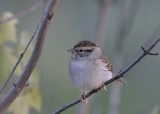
[0,0,60,113]
[52,37,160,114]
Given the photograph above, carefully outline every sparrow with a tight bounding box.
[68,40,126,103]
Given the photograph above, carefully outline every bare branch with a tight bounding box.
[0,0,45,25]
[0,0,60,113]
[52,37,160,114]
[141,46,159,55]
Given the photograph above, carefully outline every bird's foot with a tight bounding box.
[80,91,88,104]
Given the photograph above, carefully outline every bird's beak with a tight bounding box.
[67,48,75,53]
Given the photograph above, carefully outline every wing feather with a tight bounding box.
[100,53,127,85]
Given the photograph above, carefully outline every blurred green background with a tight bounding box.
[0,0,160,114]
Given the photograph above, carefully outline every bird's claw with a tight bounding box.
[101,83,107,91]
[80,91,88,104]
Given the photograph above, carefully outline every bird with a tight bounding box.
[68,40,126,103]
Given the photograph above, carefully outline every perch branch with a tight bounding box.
[52,37,160,114]
[0,0,60,113]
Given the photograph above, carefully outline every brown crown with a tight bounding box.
[74,40,96,48]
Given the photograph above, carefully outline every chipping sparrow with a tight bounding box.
[68,40,126,103]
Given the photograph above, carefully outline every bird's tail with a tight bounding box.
[112,74,127,85]
[115,78,127,85]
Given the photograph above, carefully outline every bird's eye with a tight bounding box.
[79,49,83,52]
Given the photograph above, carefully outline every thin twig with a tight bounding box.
[141,46,159,55]
[0,11,43,94]
[0,0,60,113]
[0,0,45,24]
[52,37,160,114]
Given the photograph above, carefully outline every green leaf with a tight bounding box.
[25,87,42,112]
[8,87,42,114]
[0,18,42,114]
[0,12,18,44]
[0,46,22,85]
[8,30,42,114]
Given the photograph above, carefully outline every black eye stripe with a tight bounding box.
[85,49,92,52]
[77,49,92,52]
[76,48,93,53]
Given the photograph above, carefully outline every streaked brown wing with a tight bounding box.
[100,53,113,72]
[100,53,127,85]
